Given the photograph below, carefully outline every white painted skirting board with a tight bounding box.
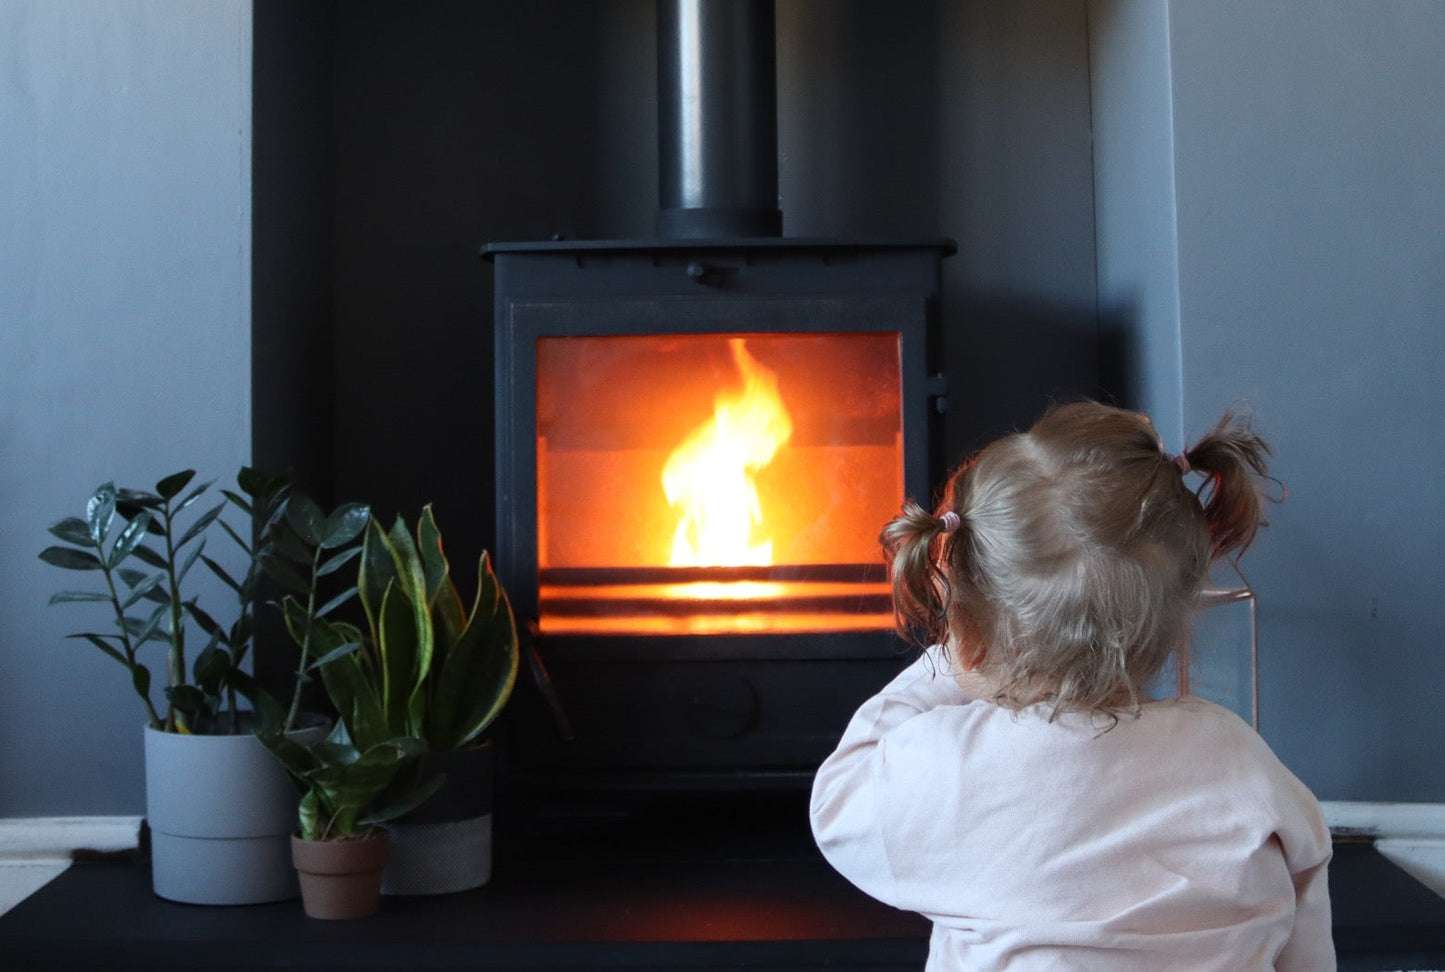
[0,816,143,861]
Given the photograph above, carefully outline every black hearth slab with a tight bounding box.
[2,842,1442,971]
[0,855,928,972]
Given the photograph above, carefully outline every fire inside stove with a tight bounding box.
[535,331,902,637]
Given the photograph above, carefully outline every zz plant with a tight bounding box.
[40,469,290,733]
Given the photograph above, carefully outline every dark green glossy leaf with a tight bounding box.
[129,544,168,570]
[315,585,359,619]
[216,518,250,557]
[318,503,370,549]
[357,518,397,635]
[201,555,241,595]
[132,662,151,703]
[260,556,310,596]
[428,552,519,748]
[268,522,315,565]
[220,488,253,516]
[193,641,231,691]
[418,506,465,645]
[175,478,215,515]
[121,571,168,607]
[177,501,224,549]
[186,602,223,639]
[107,512,153,569]
[154,470,196,501]
[39,546,104,571]
[48,590,111,605]
[177,536,205,584]
[69,633,128,667]
[285,493,324,544]
[305,640,362,671]
[47,517,94,547]
[86,484,118,544]
[166,684,208,720]
[316,546,361,579]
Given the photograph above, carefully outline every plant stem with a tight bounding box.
[283,544,324,732]
[98,548,164,730]
[161,495,185,733]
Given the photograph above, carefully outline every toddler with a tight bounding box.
[810,401,1333,970]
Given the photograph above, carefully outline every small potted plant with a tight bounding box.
[38,468,366,905]
[320,505,519,895]
[258,705,439,919]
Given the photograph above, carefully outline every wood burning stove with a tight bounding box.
[483,1,954,798]
[486,238,951,794]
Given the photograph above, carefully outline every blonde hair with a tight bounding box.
[881,401,1274,717]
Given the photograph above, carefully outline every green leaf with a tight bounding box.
[316,546,362,579]
[86,484,117,545]
[186,602,223,639]
[193,641,231,693]
[201,555,241,595]
[166,684,209,723]
[227,669,283,731]
[259,555,310,596]
[306,640,362,671]
[177,501,224,549]
[216,518,251,557]
[428,552,519,748]
[315,585,359,619]
[129,545,168,570]
[154,470,196,501]
[220,488,254,516]
[39,546,104,571]
[48,590,112,605]
[268,523,315,565]
[47,517,94,547]
[121,571,168,608]
[132,663,151,703]
[318,503,370,550]
[377,579,425,738]
[418,506,465,646]
[176,536,206,584]
[285,494,324,545]
[68,633,129,667]
[357,518,397,637]
[175,479,215,515]
[106,512,153,569]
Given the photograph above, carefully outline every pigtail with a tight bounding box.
[1179,411,1275,560]
[880,499,956,648]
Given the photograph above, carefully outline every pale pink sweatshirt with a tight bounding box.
[810,647,1335,971]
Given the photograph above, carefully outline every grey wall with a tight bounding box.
[6,0,1441,817]
[1090,0,1445,800]
[0,0,252,814]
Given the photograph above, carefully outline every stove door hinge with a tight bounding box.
[927,373,950,414]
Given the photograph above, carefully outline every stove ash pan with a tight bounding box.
[486,237,954,792]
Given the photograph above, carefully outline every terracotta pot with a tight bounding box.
[291,830,390,920]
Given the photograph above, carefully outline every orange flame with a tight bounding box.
[662,339,793,567]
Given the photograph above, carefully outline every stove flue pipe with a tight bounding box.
[656,0,782,239]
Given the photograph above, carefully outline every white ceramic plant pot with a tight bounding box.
[144,717,325,905]
[381,741,494,896]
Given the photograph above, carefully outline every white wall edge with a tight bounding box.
[0,817,143,861]
[1322,801,1445,840]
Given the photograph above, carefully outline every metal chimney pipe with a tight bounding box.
[656,0,781,239]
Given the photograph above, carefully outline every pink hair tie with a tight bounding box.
[939,511,961,533]
[1174,453,1192,474]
